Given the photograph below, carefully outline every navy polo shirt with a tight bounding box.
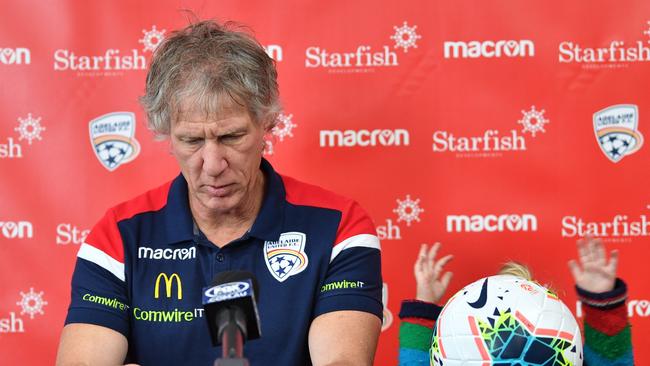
[65,159,382,366]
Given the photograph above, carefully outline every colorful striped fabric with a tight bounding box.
[579,279,634,366]
[397,279,634,365]
[398,300,441,365]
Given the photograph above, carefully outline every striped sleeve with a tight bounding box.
[314,200,382,320]
[578,279,634,366]
[64,208,130,337]
[398,300,442,366]
[281,175,382,319]
[330,199,381,262]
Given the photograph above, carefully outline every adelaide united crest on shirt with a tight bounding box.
[264,232,309,282]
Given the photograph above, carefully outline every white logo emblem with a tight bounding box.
[139,25,166,52]
[16,288,47,319]
[393,195,424,227]
[272,113,297,142]
[89,112,141,171]
[15,113,46,145]
[518,106,549,137]
[390,21,421,53]
[265,113,298,156]
[264,232,309,282]
[593,104,643,163]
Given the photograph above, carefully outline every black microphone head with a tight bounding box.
[203,270,262,346]
[211,270,260,300]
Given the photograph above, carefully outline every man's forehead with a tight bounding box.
[174,93,250,125]
[172,116,251,136]
[175,110,249,126]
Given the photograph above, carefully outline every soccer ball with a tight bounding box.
[430,275,582,366]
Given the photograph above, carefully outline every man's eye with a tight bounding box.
[182,138,203,145]
[221,134,243,142]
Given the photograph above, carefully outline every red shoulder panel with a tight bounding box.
[281,175,376,246]
[85,180,173,263]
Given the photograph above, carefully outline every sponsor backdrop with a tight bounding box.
[1,0,649,364]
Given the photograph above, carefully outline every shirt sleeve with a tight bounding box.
[314,200,383,320]
[398,300,442,366]
[64,208,130,337]
[577,278,634,366]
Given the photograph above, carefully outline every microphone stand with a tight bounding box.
[214,308,250,366]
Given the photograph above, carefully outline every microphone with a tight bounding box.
[202,271,262,366]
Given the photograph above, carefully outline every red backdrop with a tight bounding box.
[1,0,649,364]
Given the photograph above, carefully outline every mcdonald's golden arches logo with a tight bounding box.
[154,272,182,300]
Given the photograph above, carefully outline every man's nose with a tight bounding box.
[201,140,228,176]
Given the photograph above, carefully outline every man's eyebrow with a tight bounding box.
[173,128,202,136]
[219,127,248,135]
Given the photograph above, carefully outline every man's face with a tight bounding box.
[170,104,266,215]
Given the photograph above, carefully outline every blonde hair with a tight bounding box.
[498,261,558,296]
[498,261,533,280]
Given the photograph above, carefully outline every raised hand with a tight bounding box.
[414,242,453,303]
[568,237,618,293]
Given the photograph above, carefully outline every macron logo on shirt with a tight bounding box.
[138,246,196,260]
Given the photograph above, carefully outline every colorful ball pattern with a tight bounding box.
[430,275,583,366]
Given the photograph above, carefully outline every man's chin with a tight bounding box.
[195,194,239,213]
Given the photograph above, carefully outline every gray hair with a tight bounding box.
[140,20,281,138]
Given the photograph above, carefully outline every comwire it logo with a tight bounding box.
[154,273,182,300]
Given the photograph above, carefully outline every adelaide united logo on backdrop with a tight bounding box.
[89,112,141,171]
[593,104,643,163]
[264,232,309,282]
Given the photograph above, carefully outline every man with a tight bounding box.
[56,20,382,366]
